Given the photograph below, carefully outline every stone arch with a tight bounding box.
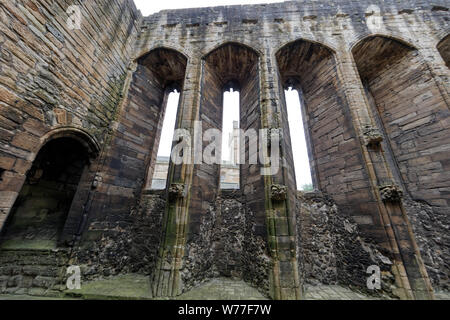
[275,38,364,197]
[0,133,94,249]
[274,37,337,59]
[352,34,450,287]
[437,34,450,68]
[351,34,448,198]
[134,44,191,66]
[198,41,260,188]
[39,127,100,160]
[202,41,262,61]
[132,47,188,189]
[136,47,188,91]
[349,32,418,53]
[185,41,265,284]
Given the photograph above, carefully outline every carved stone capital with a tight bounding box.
[168,183,185,200]
[362,124,383,147]
[270,184,287,201]
[379,185,403,202]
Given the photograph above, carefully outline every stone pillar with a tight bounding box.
[335,50,435,300]
[260,49,302,300]
[152,58,203,297]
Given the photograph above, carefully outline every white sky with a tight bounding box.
[157,91,179,158]
[144,1,313,190]
[133,0,286,15]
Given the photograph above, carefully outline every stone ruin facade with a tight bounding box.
[0,0,449,300]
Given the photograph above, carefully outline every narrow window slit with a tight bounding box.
[285,87,314,191]
[220,88,240,190]
[150,90,180,190]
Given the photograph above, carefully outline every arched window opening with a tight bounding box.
[0,138,90,250]
[352,35,449,203]
[220,88,240,189]
[150,89,180,190]
[437,35,450,68]
[285,87,314,191]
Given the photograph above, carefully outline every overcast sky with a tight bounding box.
[138,0,313,189]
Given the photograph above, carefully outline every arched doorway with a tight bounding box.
[0,137,91,249]
[437,34,450,68]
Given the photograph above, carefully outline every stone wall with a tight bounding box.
[0,0,140,238]
[0,0,448,299]
[180,191,271,297]
[297,191,398,298]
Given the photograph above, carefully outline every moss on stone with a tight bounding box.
[0,239,56,250]
[64,274,152,300]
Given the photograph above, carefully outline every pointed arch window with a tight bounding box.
[150,89,180,190]
[285,87,314,191]
[220,87,240,190]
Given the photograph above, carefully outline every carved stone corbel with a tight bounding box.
[270,184,287,201]
[362,124,383,148]
[168,183,186,201]
[379,184,403,202]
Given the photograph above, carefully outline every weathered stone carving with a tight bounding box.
[168,183,185,200]
[379,185,403,202]
[362,124,383,147]
[92,174,103,189]
[270,184,287,201]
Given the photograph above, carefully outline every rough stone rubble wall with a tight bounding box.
[297,192,398,298]
[0,0,140,294]
[181,192,271,297]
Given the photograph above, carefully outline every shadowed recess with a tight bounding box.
[437,34,450,68]
[0,138,90,249]
[352,36,416,80]
[138,48,188,90]
[204,43,259,88]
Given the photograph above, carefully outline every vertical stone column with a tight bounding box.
[152,58,203,297]
[335,50,435,300]
[260,49,302,300]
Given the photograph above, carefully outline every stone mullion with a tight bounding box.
[152,58,202,298]
[335,50,416,300]
[260,51,301,300]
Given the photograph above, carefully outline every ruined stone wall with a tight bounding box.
[0,0,449,299]
[297,191,398,298]
[137,0,448,298]
[0,0,141,294]
[181,191,271,297]
[0,0,140,236]
[75,192,166,279]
